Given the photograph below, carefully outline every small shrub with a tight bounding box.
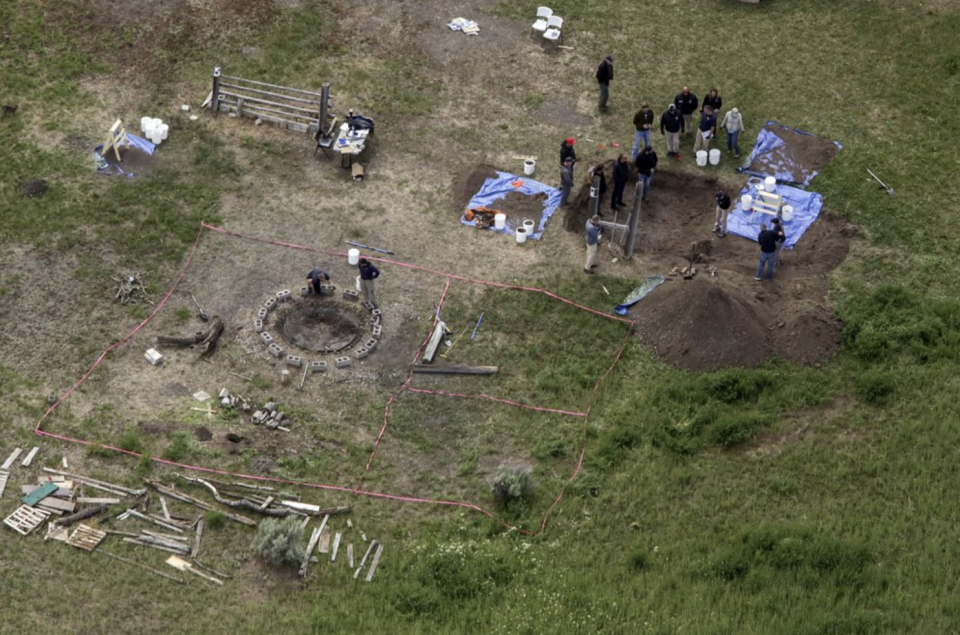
[855,370,895,406]
[709,412,772,448]
[533,436,568,460]
[628,549,649,572]
[162,432,191,462]
[252,516,305,567]
[490,464,536,508]
[86,443,116,458]
[205,511,227,529]
[117,429,145,454]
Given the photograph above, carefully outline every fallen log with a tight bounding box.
[173,474,296,517]
[145,481,256,527]
[156,316,224,356]
[411,365,498,375]
[55,504,108,528]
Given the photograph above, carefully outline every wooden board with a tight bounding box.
[4,505,51,536]
[0,471,8,498]
[67,524,107,551]
[1,448,23,470]
[411,365,498,375]
[35,498,77,513]
[23,485,73,499]
[22,482,58,506]
[21,446,39,467]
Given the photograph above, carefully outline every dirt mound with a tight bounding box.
[773,309,843,365]
[635,277,772,370]
[452,164,500,212]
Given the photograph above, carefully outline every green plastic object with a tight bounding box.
[22,481,58,506]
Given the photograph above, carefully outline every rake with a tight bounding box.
[866,168,895,196]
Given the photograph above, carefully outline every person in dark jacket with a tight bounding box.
[755,224,780,281]
[306,267,330,295]
[702,88,722,116]
[596,56,614,111]
[634,146,658,202]
[660,104,685,159]
[632,102,654,157]
[771,216,787,265]
[674,86,699,136]
[713,189,731,237]
[358,258,381,306]
[611,154,629,211]
[560,138,577,167]
[559,157,574,206]
[693,105,717,155]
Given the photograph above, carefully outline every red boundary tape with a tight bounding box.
[34,222,637,535]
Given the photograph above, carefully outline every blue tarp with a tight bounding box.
[93,133,156,178]
[726,178,824,249]
[461,171,561,240]
[614,275,666,316]
[736,121,842,188]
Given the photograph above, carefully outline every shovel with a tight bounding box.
[866,168,895,196]
[190,294,210,322]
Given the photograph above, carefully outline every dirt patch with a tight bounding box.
[749,124,840,185]
[194,425,213,441]
[565,167,854,370]
[453,164,500,211]
[536,101,592,129]
[20,180,48,197]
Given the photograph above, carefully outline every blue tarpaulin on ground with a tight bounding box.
[736,121,843,188]
[614,275,666,316]
[461,171,561,240]
[93,133,156,178]
[726,178,824,249]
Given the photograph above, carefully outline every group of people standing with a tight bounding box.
[307,258,381,306]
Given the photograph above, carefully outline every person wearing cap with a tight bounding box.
[560,137,577,167]
[693,105,716,155]
[584,215,602,274]
[632,102,654,158]
[596,56,614,111]
[674,86,699,136]
[721,107,745,158]
[660,103,685,159]
[634,145,658,202]
[559,157,574,206]
[713,189,731,237]
[611,153,629,211]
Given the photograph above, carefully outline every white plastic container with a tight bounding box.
[140,116,152,133]
[709,149,721,165]
[523,219,535,235]
[158,123,169,141]
[696,151,708,167]
[355,275,362,291]
[741,194,754,211]
[516,227,527,244]
[524,159,536,176]
[494,213,506,230]
[347,248,361,265]
[764,176,777,193]
[781,205,794,221]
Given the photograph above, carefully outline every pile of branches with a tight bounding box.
[114,272,151,305]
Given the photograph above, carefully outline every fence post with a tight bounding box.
[317,83,332,139]
[212,66,222,114]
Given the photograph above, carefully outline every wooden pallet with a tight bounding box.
[0,471,9,498]
[4,505,51,536]
[67,524,107,551]
[751,189,783,220]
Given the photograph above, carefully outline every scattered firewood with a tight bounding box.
[156,316,224,356]
[55,504,108,528]
[97,550,185,584]
[145,481,257,527]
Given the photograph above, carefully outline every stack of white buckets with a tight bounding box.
[514,159,538,243]
[697,149,722,167]
[140,117,169,145]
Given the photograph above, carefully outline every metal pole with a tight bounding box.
[625,182,643,260]
[318,83,332,139]
[588,172,600,218]
[212,67,222,114]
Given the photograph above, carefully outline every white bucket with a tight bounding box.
[765,176,777,193]
[523,159,536,176]
[741,194,753,211]
[158,123,169,141]
[709,149,721,165]
[140,116,152,133]
[355,275,362,291]
[347,248,360,265]
[494,213,506,230]
[781,205,794,221]
[516,227,527,244]
[696,151,708,167]
[523,219,535,235]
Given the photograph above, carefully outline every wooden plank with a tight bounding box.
[35,498,77,514]
[0,471,8,498]
[258,495,275,511]
[353,540,378,579]
[1,448,23,470]
[191,519,204,559]
[331,532,342,562]
[347,543,354,568]
[217,83,322,107]
[159,495,171,521]
[22,481,58,506]
[121,537,186,555]
[219,74,323,98]
[365,544,384,582]
[77,497,121,505]
[98,550,185,584]
[22,485,72,499]
[142,529,190,543]
[67,524,107,551]
[42,467,144,496]
[411,365,499,376]
[166,555,223,585]
[123,508,185,533]
[421,322,446,364]
[319,528,331,554]
[21,446,40,467]
[146,482,256,527]
[299,526,323,578]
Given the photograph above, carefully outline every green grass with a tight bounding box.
[3,0,960,633]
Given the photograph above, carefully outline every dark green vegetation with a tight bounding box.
[2,0,960,633]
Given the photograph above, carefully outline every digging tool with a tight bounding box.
[866,168,895,196]
[344,240,395,255]
[440,329,468,359]
[190,294,210,322]
[470,313,484,342]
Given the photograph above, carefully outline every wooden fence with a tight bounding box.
[206,66,334,137]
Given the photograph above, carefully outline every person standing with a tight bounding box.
[632,102,654,158]
[702,88,722,116]
[596,56,614,112]
[693,105,717,155]
[712,189,732,237]
[634,145,658,202]
[755,223,779,281]
[306,267,331,295]
[674,86,699,137]
[660,103,685,159]
[720,107,744,158]
[584,215,602,274]
[559,157,574,206]
[771,216,787,265]
[560,137,577,167]
[357,258,381,306]
[611,154,629,211]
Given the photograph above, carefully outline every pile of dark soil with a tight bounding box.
[495,190,548,228]
[20,180,48,197]
[453,164,499,212]
[634,277,772,371]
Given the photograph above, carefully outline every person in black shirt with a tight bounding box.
[713,189,731,237]
[702,88,722,116]
[596,56,614,111]
[674,86,699,136]
[634,146,658,202]
[560,138,577,167]
[660,104,685,158]
[755,223,780,281]
[611,154,629,211]
[772,217,787,265]
[306,268,330,294]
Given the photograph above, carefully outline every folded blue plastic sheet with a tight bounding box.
[736,121,843,188]
[614,275,666,316]
[94,134,156,178]
[726,178,824,249]
[461,171,562,240]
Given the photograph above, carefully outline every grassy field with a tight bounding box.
[3,0,960,633]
